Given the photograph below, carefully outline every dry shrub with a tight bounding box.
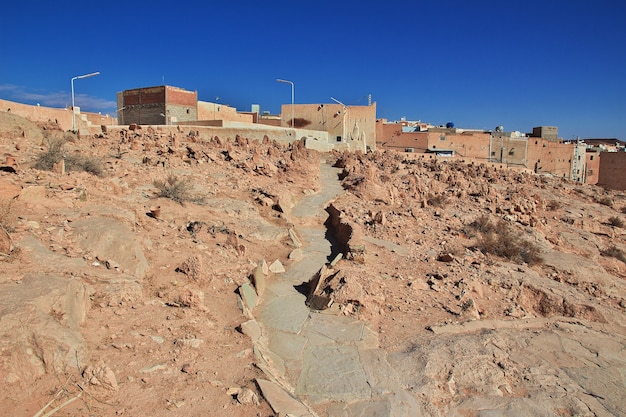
[33,138,65,171]
[427,193,448,208]
[608,216,624,228]
[0,198,18,232]
[34,138,103,176]
[470,217,542,265]
[600,246,626,264]
[154,175,204,205]
[595,196,614,207]
[546,200,561,211]
[65,154,103,176]
[621,206,626,214]
[470,214,493,234]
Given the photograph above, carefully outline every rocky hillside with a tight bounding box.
[0,112,319,417]
[317,151,626,416]
[0,112,624,416]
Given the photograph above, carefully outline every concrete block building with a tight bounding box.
[117,85,198,126]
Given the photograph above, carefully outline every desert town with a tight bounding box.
[0,88,625,417]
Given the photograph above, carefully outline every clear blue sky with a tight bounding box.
[1,0,624,140]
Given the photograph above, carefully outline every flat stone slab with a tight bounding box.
[267,329,308,362]
[304,313,365,345]
[257,293,310,334]
[256,379,313,417]
[327,400,391,417]
[296,345,371,402]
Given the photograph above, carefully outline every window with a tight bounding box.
[336,136,342,142]
[440,135,446,141]
[491,151,496,156]
[590,155,594,161]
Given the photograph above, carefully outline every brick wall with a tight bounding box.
[119,86,198,125]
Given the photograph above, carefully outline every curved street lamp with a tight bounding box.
[71,71,100,132]
[276,78,294,129]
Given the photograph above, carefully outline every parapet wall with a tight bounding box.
[95,122,347,152]
[0,98,116,132]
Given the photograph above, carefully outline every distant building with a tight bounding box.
[585,149,601,185]
[117,85,198,125]
[597,151,626,190]
[530,126,559,141]
[281,102,377,152]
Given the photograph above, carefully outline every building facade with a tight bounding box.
[117,85,198,126]
[280,102,377,152]
[597,151,626,190]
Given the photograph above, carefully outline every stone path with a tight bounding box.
[250,160,425,417]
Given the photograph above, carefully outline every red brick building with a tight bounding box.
[117,85,198,126]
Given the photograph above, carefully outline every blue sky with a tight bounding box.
[1,0,624,140]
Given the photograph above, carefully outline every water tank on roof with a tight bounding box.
[495,125,504,132]
[446,122,454,128]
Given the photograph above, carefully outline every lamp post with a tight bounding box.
[213,97,220,121]
[71,71,100,132]
[276,78,294,129]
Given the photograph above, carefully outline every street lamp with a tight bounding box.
[276,78,294,129]
[71,71,100,132]
[213,97,220,121]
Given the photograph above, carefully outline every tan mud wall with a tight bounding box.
[597,151,626,190]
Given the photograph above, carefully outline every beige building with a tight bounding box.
[280,102,377,152]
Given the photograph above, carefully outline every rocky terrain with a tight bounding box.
[0,111,624,416]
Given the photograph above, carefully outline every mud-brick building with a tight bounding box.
[597,151,626,190]
[281,102,377,152]
[117,85,198,126]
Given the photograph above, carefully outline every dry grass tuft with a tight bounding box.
[600,246,626,264]
[595,195,614,208]
[427,193,448,208]
[546,200,561,211]
[33,138,103,176]
[153,175,204,205]
[467,216,542,265]
[608,216,624,228]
